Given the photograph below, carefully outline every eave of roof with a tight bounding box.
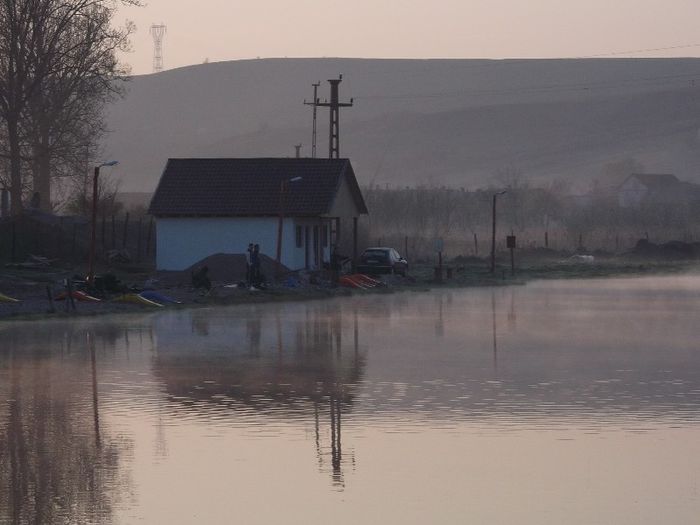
[148,157,367,217]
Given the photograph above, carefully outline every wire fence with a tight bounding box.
[0,213,156,266]
[361,227,700,263]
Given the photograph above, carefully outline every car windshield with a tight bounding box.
[362,250,389,259]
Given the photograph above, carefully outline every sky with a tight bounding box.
[117,0,700,75]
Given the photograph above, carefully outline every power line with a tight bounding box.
[355,70,700,101]
[351,43,700,101]
[578,43,700,59]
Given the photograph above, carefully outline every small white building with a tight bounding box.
[148,158,368,271]
[617,173,679,208]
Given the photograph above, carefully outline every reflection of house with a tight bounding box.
[617,173,700,208]
[151,304,365,487]
[148,158,368,271]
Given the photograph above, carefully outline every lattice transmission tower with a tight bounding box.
[150,23,167,73]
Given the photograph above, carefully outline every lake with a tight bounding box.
[1,275,699,524]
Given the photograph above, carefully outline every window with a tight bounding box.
[322,225,328,247]
[295,225,303,248]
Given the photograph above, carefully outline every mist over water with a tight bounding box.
[1,275,699,524]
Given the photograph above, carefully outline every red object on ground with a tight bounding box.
[339,274,384,289]
[354,274,383,287]
[54,290,102,302]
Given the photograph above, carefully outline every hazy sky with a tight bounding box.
[118,0,700,75]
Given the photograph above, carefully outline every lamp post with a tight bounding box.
[490,190,507,274]
[276,176,302,275]
[87,161,118,285]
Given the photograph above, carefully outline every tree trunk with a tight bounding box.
[32,128,52,212]
[8,118,24,216]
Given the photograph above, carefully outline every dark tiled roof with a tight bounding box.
[627,173,679,189]
[148,158,368,217]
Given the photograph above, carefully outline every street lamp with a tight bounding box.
[490,190,507,274]
[87,160,118,285]
[276,176,302,275]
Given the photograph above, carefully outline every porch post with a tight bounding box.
[352,216,358,272]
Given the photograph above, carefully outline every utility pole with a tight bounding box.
[490,190,507,274]
[303,82,320,158]
[294,144,302,158]
[316,76,353,159]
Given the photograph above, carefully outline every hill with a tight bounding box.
[102,57,700,191]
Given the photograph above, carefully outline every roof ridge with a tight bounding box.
[149,157,366,217]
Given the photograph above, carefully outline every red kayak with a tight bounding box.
[55,290,102,302]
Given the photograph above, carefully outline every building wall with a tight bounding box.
[328,175,360,219]
[326,175,364,255]
[156,217,329,271]
[618,178,648,208]
[290,218,332,270]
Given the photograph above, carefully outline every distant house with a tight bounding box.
[148,158,368,271]
[617,173,682,208]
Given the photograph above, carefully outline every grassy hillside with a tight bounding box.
[102,57,700,191]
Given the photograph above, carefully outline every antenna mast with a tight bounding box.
[150,23,167,73]
[303,82,321,158]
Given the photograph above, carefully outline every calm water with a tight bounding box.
[1,275,700,524]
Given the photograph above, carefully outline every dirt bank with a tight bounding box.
[1,254,696,321]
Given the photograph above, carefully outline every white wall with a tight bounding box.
[156,217,296,270]
[290,218,331,270]
[618,178,647,208]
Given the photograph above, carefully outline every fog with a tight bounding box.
[103,58,700,192]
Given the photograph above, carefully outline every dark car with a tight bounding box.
[357,247,408,276]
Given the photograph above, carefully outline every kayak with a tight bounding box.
[139,291,182,304]
[55,290,102,302]
[112,293,164,307]
[0,292,20,303]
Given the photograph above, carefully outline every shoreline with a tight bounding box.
[1,258,697,323]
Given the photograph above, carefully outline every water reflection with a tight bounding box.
[0,323,137,525]
[325,281,700,426]
[0,276,699,523]
[151,302,366,485]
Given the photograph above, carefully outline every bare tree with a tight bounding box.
[0,0,138,215]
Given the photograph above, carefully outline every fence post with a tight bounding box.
[136,217,143,262]
[101,214,106,253]
[66,278,76,312]
[122,212,130,250]
[146,216,154,257]
[46,285,55,314]
[55,224,61,259]
[53,224,61,259]
[111,215,116,249]
[11,221,17,262]
[71,223,77,261]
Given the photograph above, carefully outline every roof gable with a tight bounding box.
[623,173,679,190]
[149,158,368,217]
